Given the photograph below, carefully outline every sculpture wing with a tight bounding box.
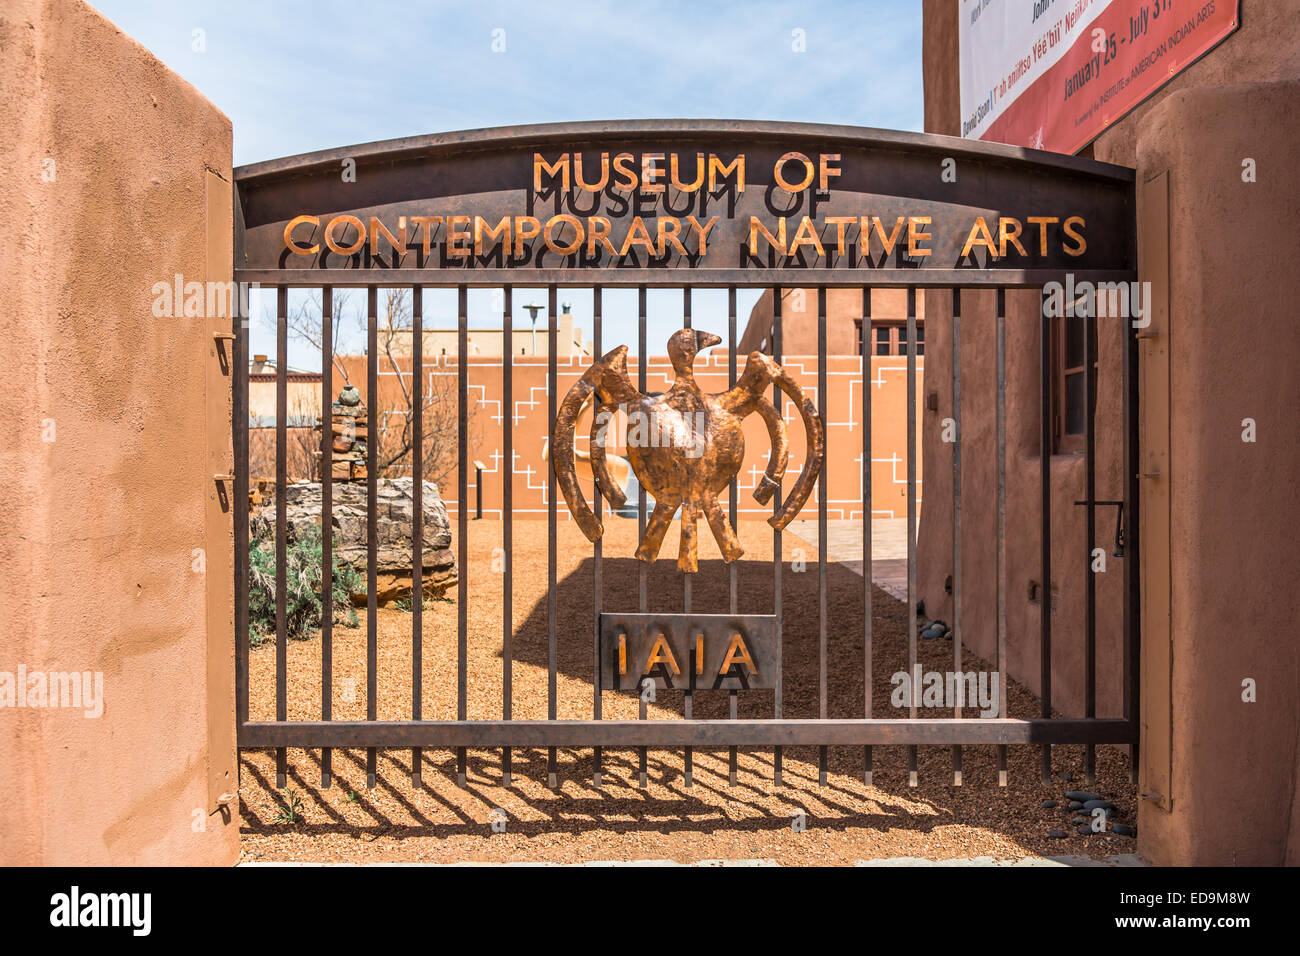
[716,351,823,529]
[552,345,640,540]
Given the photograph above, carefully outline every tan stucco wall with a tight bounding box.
[0,0,238,864]
[1127,80,1300,866]
[919,0,1300,864]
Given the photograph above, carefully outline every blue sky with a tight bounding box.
[95,0,923,362]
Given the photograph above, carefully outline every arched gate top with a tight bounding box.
[234,119,1136,288]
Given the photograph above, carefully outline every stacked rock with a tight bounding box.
[317,384,369,481]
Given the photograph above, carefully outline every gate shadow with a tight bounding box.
[238,542,1137,861]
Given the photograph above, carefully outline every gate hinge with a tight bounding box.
[212,331,236,376]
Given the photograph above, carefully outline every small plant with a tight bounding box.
[275,787,304,825]
[394,593,453,612]
[247,524,361,646]
[344,790,359,803]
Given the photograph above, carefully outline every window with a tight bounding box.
[855,320,924,356]
[1053,312,1098,454]
[874,325,891,355]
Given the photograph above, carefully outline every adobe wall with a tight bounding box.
[1128,80,1300,866]
[739,288,926,355]
[0,0,238,864]
[919,0,1300,864]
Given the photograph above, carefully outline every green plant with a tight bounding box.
[275,787,304,825]
[248,523,361,646]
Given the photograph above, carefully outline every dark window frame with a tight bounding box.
[853,318,924,356]
[1052,310,1098,455]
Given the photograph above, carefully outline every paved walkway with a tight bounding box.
[786,518,911,601]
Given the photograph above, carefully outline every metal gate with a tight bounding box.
[232,121,1139,790]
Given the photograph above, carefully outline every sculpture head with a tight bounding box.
[667,328,722,374]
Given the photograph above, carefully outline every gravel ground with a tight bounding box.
[240,516,1138,865]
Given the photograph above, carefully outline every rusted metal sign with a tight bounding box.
[600,613,779,692]
[233,120,1136,288]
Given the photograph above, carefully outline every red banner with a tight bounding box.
[961,0,1240,155]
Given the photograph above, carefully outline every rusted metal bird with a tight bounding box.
[552,328,824,573]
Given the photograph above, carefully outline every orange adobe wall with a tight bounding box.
[0,0,239,864]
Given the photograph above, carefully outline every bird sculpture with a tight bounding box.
[552,328,825,573]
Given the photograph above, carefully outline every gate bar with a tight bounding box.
[366,285,378,789]
[1039,291,1053,782]
[590,285,601,786]
[241,718,1136,749]
[861,286,873,786]
[320,286,334,788]
[683,288,694,788]
[457,284,468,786]
[817,287,828,786]
[1084,297,1097,784]
[952,288,963,786]
[275,285,288,788]
[234,286,250,732]
[771,287,784,786]
[727,286,739,786]
[547,284,558,788]
[636,285,647,788]
[237,269,1137,291]
[411,284,423,787]
[996,288,1009,786]
[503,285,514,786]
[906,286,918,787]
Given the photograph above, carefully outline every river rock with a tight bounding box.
[254,477,457,605]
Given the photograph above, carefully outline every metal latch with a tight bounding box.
[1073,498,1126,557]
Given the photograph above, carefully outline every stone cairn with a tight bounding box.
[265,383,456,605]
[317,384,368,481]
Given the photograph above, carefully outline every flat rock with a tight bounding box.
[254,477,457,605]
